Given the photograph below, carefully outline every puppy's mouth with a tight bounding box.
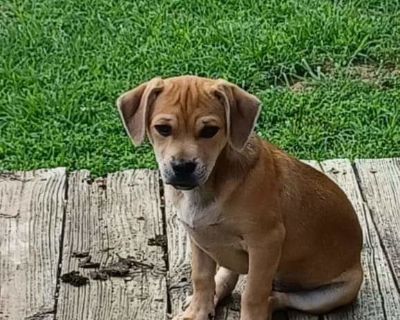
[163,166,208,191]
[165,176,199,191]
[167,181,198,191]
[172,183,197,191]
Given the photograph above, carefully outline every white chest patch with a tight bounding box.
[175,191,222,229]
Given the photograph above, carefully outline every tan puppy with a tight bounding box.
[117,76,363,320]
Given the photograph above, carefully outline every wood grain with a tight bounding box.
[354,158,400,286]
[0,168,66,320]
[55,170,168,320]
[321,159,400,320]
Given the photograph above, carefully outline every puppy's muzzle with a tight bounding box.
[166,160,199,190]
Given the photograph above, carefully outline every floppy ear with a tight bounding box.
[116,77,164,145]
[213,80,261,150]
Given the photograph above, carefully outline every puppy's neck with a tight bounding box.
[174,179,219,229]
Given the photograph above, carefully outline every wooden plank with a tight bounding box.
[0,169,66,320]
[56,170,168,320]
[354,158,400,285]
[321,159,400,320]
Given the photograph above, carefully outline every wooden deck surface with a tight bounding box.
[0,158,399,320]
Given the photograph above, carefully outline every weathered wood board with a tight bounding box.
[355,159,400,286]
[55,170,168,320]
[0,169,66,320]
[1,158,399,320]
[321,159,400,320]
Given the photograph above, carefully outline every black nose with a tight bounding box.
[172,160,196,176]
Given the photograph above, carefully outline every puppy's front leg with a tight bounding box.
[175,239,216,320]
[241,237,282,320]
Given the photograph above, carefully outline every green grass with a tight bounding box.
[1,0,399,176]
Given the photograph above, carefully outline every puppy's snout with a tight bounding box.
[166,159,199,190]
[172,160,197,176]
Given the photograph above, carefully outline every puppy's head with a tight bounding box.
[117,76,261,190]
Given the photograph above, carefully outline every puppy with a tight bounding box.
[117,76,363,320]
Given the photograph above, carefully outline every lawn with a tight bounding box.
[1,0,399,176]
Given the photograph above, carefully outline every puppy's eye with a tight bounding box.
[200,126,219,139]
[155,125,172,137]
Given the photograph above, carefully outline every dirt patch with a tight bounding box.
[288,61,399,92]
[101,259,130,277]
[98,254,154,278]
[25,309,54,320]
[115,254,153,270]
[90,270,108,281]
[348,65,378,81]
[0,172,29,182]
[95,178,107,190]
[328,167,340,174]
[347,64,400,88]
[325,61,400,87]
[61,271,88,287]
[62,254,153,285]
[82,177,94,185]
[289,81,314,93]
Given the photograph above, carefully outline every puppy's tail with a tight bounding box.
[271,269,362,314]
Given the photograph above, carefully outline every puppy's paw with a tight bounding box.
[173,295,215,320]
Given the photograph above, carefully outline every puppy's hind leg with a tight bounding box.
[215,267,239,305]
[271,268,363,314]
